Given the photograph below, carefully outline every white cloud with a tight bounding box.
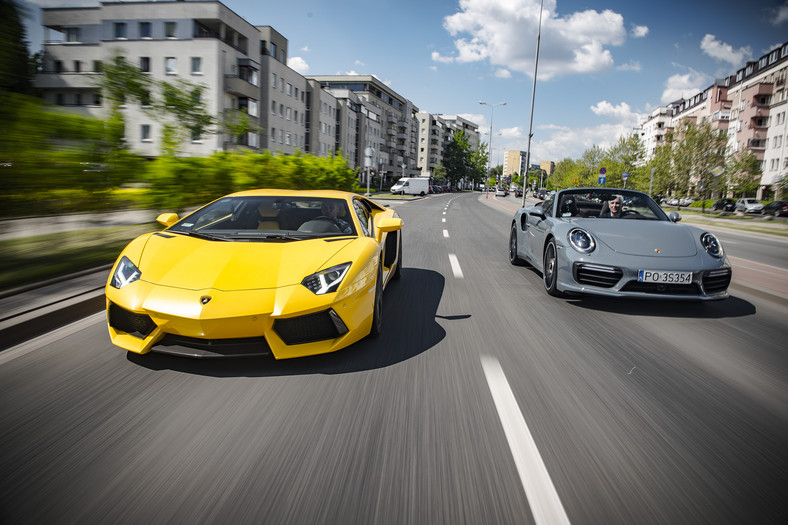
[439,0,629,80]
[288,56,310,75]
[354,59,365,66]
[301,46,310,52]
[631,25,648,38]
[498,127,523,139]
[494,68,512,78]
[617,61,641,72]
[700,34,751,67]
[772,2,788,25]
[660,69,712,104]
[431,51,455,64]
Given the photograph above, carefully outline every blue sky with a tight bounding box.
[19,0,788,164]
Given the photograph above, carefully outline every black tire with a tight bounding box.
[543,239,561,297]
[509,223,526,266]
[369,262,383,337]
[392,233,402,280]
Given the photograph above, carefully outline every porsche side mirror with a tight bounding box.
[669,211,681,223]
[528,207,546,220]
[157,213,179,227]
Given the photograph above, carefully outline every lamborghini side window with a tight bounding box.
[352,199,372,237]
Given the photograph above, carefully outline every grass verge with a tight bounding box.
[0,223,158,292]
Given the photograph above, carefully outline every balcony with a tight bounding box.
[224,75,258,98]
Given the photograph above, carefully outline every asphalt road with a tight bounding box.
[1,193,786,524]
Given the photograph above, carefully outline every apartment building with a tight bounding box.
[643,40,788,198]
[258,26,308,155]
[415,112,480,180]
[307,75,421,184]
[35,0,263,157]
[503,150,526,179]
[33,1,481,184]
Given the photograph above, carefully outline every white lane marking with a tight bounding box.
[442,218,446,223]
[448,254,464,278]
[443,230,449,238]
[0,312,105,366]
[481,356,571,525]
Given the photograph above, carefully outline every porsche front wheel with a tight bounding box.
[369,261,383,337]
[509,223,525,266]
[543,239,561,296]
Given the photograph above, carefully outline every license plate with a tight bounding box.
[637,270,692,283]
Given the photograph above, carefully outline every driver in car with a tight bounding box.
[600,195,623,218]
[322,200,353,233]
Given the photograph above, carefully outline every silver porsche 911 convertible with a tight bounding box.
[509,188,731,300]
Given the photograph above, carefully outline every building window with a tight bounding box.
[165,22,177,38]
[286,133,291,146]
[73,60,82,73]
[165,57,177,75]
[271,100,276,114]
[114,23,127,39]
[286,107,291,120]
[139,22,151,39]
[54,60,63,73]
[92,93,102,106]
[280,104,284,117]
[140,90,151,107]
[141,124,151,142]
[191,57,202,74]
[287,83,292,96]
[248,133,258,148]
[93,60,102,72]
[271,73,277,89]
[75,93,82,106]
[65,28,80,42]
[270,42,276,58]
[139,56,150,72]
[279,129,284,143]
[55,93,64,105]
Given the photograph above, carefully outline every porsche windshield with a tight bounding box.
[556,190,668,220]
[169,196,357,240]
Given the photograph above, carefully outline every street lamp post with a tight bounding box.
[480,101,506,197]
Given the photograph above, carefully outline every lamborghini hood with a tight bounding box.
[580,220,699,257]
[138,233,354,290]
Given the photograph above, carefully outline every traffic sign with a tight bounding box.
[622,172,629,181]
[598,175,606,185]
[599,167,606,175]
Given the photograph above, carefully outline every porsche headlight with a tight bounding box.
[567,228,596,254]
[302,262,351,295]
[700,232,723,258]
[110,256,141,289]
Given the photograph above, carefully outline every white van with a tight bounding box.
[390,177,430,196]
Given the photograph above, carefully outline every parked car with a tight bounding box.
[508,188,731,300]
[735,198,764,213]
[106,189,403,359]
[762,200,788,217]
[712,198,736,211]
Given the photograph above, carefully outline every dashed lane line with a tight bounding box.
[481,355,571,525]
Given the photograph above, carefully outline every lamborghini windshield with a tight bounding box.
[168,196,357,240]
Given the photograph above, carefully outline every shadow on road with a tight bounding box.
[566,294,756,318]
[126,268,447,377]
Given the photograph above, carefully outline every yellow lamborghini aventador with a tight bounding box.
[105,189,403,359]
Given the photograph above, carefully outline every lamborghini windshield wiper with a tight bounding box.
[171,230,230,241]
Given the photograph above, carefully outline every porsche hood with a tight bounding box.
[580,220,699,257]
[137,233,354,290]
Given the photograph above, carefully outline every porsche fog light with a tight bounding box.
[700,232,723,258]
[110,256,141,289]
[567,228,596,254]
[302,262,351,295]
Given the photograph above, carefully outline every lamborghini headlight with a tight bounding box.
[700,232,723,258]
[110,256,141,289]
[567,228,596,254]
[301,262,351,295]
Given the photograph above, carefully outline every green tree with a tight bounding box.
[0,0,35,95]
[727,149,761,197]
[443,130,472,186]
